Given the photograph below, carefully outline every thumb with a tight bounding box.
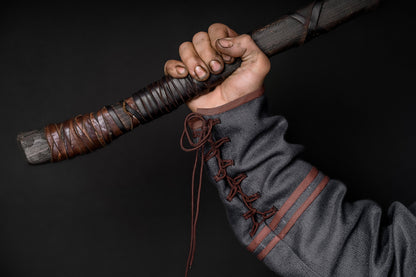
[215,34,270,74]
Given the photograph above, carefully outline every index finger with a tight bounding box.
[208,23,238,63]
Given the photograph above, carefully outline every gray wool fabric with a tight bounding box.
[197,95,416,277]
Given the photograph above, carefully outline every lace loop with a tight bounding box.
[180,113,218,152]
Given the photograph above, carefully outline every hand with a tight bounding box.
[164,23,270,112]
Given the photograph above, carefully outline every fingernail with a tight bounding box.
[209,60,222,73]
[222,54,232,62]
[176,66,186,75]
[195,65,207,79]
[218,38,233,48]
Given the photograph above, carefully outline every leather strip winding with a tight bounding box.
[44,62,241,162]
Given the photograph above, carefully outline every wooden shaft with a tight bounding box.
[17,0,380,164]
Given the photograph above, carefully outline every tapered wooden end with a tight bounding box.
[17,130,51,165]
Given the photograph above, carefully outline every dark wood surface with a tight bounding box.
[17,0,380,164]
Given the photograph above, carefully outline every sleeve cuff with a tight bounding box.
[196,87,264,116]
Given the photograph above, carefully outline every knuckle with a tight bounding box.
[165,59,174,66]
[239,34,253,44]
[164,61,170,69]
[163,62,170,74]
[208,23,225,33]
[164,62,174,73]
[179,41,191,52]
[192,31,208,44]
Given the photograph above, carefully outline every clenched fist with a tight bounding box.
[164,23,270,112]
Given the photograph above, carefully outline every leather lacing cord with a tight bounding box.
[180,113,277,277]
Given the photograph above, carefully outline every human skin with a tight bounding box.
[164,23,271,112]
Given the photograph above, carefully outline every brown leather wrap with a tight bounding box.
[41,0,380,162]
[44,62,242,162]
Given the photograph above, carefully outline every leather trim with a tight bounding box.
[257,175,330,260]
[247,167,319,252]
[269,168,319,230]
[196,87,264,116]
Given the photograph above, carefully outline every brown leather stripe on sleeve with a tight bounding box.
[257,175,330,261]
[257,236,281,261]
[269,167,319,230]
[247,225,273,253]
[247,167,318,252]
[196,87,264,116]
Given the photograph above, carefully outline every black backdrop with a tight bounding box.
[1,0,416,276]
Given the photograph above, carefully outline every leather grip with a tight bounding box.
[44,61,242,162]
[20,0,380,164]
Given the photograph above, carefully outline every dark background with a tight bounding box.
[1,0,415,276]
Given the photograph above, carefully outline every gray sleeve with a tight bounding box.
[194,95,416,277]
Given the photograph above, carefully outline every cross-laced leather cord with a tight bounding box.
[180,113,220,277]
[180,112,277,276]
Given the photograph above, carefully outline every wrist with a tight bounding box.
[196,87,264,116]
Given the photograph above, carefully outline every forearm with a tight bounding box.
[188,90,416,276]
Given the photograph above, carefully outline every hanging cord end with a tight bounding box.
[181,113,221,277]
[180,112,277,275]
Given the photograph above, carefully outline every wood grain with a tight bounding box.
[17,0,380,164]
